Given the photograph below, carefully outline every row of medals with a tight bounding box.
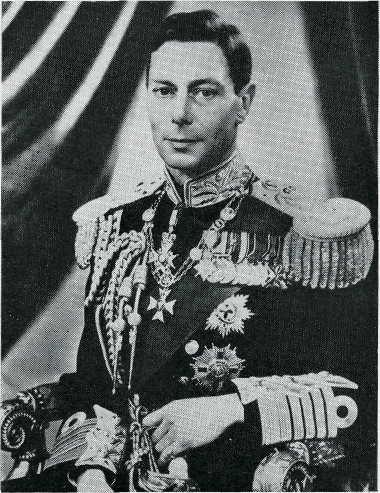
[145,197,241,322]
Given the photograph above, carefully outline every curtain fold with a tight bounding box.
[2,2,61,76]
[2,1,172,356]
[301,1,377,213]
[3,2,81,106]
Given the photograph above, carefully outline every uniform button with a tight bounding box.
[185,340,199,355]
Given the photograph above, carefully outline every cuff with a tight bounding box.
[232,373,358,446]
[44,405,127,477]
[67,465,116,489]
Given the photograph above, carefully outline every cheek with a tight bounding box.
[147,99,162,127]
[148,120,164,149]
[206,108,236,139]
[148,113,163,138]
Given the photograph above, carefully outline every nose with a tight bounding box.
[171,93,193,126]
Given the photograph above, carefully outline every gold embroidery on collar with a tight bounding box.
[165,152,254,208]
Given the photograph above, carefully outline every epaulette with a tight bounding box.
[73,178,164,269]
[251,178,373,288]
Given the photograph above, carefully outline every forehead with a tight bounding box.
[149,41,232,86]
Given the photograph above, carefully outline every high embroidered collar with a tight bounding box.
[164,151,255,208]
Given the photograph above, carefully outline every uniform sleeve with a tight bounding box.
[232,196,375,449]
[44,305,128,482]
[44,217,129,483]
[232,273,376,488]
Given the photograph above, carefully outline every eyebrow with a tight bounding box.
[188,78,223,88]
[152,80,176,86]
[189,79,224,93]
[151,78,224,90]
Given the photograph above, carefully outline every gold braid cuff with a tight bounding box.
[74,405,127,474]
[44,405,127,476]
[233,373,358,446]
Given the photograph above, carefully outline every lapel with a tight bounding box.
[132,273,242,390]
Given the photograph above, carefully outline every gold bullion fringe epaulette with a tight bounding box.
[73,195,124,270]
[250,179,373,288]
[72,179,165,270]
[282,198,373,289]
[45,405,127,481]
[250,177,322,217]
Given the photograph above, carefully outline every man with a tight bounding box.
[2,10,375,492]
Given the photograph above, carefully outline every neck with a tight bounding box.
[168,167,199,188]
[164,149,253,208]
[165,147,237,187]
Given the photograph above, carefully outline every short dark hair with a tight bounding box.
[147,10,252,94]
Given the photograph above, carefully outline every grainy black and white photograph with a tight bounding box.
[1,2,377,491]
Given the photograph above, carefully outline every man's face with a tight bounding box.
[147,41,243,177]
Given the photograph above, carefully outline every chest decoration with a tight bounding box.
[195,256,286,288]
[146,192,246,322]
[191,344,245,393]
[147,288,176,322]
[205,294,254,337]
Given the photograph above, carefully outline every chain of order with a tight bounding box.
[146,190,247,290]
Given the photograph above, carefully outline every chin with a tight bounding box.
[160,150,203,172]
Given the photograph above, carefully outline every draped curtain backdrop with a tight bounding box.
[2,2,377,394]
[2,1,172,357]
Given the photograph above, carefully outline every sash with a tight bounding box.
[132,273,242,389]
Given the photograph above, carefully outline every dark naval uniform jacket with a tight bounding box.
[40,153,375,491]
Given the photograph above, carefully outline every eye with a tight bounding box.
[192,88,218,101]
[152,87,176,98]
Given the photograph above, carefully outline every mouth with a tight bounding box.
[166,138,201,144]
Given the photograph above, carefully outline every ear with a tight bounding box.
[235,84,256,125]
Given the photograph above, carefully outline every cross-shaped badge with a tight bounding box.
[147,288,176,322]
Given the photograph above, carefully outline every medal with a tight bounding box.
[147,288,176,322]
[206,294,254,337]
[191,344,245,392]
[145,193,247,320]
